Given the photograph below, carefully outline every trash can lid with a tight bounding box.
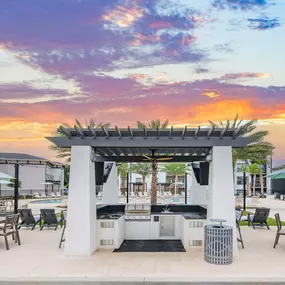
[210,218,226,227]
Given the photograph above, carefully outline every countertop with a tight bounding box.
[97,212,206,220]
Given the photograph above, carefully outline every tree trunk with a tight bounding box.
[150,161,158,205]
[142,175,146,195]
[174,175,178,196]
[246,175,251,196]
[253,174,256,196]
[121,178,125,196]
[260,173,264,196]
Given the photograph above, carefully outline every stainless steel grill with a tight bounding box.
[124,203,151,221]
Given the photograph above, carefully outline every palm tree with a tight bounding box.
[130,163,152,195]
[209,114,274,168]
[117,163,129,195]
[247,163,260,196]
[136,119,169,204]
[136,119,169,129]
[49,119,110,162]
[241,165,251,196]
[161,163,189,195]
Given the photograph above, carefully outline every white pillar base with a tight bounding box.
[207,146,238,257]
[65,146,97,256]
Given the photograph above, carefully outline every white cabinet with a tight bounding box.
[97,216,125,249]
[182,217,206,248]
[125,221,151,239]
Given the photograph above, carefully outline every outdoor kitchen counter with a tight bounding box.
[96,204,207,220]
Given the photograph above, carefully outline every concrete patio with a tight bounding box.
[1,226,285,283]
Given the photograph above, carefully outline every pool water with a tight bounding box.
[31,199,63,204]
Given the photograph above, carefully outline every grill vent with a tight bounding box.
[100,239,114,246]
[189,221,203,228]
[100,222,115,228]
[189,240,202,246]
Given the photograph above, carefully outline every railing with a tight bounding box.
[0,189,64,197]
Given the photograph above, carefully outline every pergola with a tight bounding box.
[46,125,253,257]
[48,126,250,161]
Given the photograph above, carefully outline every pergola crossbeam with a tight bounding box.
[74,125,84,139]
[195,126,200,139]
[88,126,97,139]
[101,127,109,138]
[128,126,133,139]
[59,126,71,139]
[182,126,187,139]
[115,126,122,139]
[169,126,173,139]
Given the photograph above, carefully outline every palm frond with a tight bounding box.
[137,121,146,128]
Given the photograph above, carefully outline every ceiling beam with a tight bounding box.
[95,155,207,163]
[47,136,253,148]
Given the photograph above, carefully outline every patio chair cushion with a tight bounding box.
[240,216,248,221]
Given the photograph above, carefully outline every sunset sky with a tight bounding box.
[0,0,284,165]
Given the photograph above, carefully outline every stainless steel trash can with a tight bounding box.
[204,219,233,265]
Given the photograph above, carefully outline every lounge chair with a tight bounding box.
[56,192,61,197]
[18,209,41,230]
[0,200,7,211]
[235,209,244,248]
[248,208,270,229]
[0,214,21,250]
[40,209,63,230]
[40,193,47,198]
[273,213,285,248]
[33,193,40,199]
[59,210,67,248]
[50,193,56,198]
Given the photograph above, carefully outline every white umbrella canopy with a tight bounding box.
[0,172,15,180]
[0,180,13,185]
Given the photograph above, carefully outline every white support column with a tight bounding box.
[65,146,97,256]
[102,162,118,204]
[207,146,237,256]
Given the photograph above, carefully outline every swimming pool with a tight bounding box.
[31,199,63,204]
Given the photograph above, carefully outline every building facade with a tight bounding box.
[234,155,272,195]
[0,153,65,196]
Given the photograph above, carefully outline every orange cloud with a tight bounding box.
[202,91,220,98]
[220,73,271,80]
[102,5,143,27]
[130,73,149,80]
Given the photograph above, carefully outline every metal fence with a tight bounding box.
[0,189,63,197]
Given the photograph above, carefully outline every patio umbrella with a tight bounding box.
[0,180,13,184]
[0,172,15,180]
[265,169,285,179]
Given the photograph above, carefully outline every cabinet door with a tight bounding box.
[160,216,175,237]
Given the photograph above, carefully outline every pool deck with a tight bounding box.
[1,226,285,284]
